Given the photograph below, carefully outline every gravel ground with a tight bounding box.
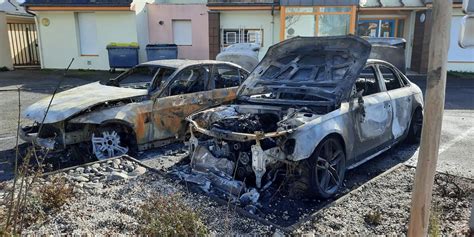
[294,165,473,235]
[2,157,471,235]
[9,157,273,235]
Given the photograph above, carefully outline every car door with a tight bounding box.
[352,65,394,159]
[377,64,412,140]
[149,64,215,142]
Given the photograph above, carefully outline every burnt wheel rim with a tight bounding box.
[315,139,345,194]
[92,131,129,160]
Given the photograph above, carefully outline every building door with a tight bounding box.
[7,23,40,66]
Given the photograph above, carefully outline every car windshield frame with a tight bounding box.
[105,65,177,91]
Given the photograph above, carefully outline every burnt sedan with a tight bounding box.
[20,60,249,160]
[186,36,424,198]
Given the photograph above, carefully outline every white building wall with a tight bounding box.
[447,9,474,72]
[220,10,280,60]
[0,11,13,69]
[132,0,155,63]
[36,11,138,70]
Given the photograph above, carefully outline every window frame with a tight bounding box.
[210,63,243,90]
[222,28,264,47]
[355,64,384,97]
[112,65,162,90]
[172,19,192,46]
[163,64,210,96]
[280,5,357,40]
[376,64,405,91]
[76,12,98,56]
[357,17,406,38]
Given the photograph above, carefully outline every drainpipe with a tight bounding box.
[24,6,45,69]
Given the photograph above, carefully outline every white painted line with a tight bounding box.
[406,126,474,166]
[0,136,15,141]
[438,126,474,154]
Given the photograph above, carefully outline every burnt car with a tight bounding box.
[20,60,249,160]
[186,36,424,198]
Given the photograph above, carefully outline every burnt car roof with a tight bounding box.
[141,59,244,70]
[237,35,371,107]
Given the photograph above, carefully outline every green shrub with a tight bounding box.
[140,194,208,236]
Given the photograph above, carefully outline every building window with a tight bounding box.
[77,13,98,55]
[282,6,356,40]
[358,18,405,38]
[222,29,263,47]
[172,20,192,46]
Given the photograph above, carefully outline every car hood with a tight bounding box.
[237,35,371,106]
[23,82,148,123]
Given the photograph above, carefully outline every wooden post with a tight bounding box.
[408,0,452,236]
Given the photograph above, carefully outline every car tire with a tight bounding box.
[293,136,346,199]
[406,108,423,144]
[91,125,136,160]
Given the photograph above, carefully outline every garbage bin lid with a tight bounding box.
[146,44,178,47]
[107,42,139,48]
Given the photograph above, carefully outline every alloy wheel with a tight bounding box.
[92,130,129,160]
[314,138,345,195]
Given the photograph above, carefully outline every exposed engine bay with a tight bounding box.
[175,104,326,208]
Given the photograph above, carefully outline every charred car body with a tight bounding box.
[20,60,249,160]
[186,36,424,198]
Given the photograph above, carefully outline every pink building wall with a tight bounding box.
[147,4,210,60]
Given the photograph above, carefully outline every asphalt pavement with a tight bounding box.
[0,69,473,180]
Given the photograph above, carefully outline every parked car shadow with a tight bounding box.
[165,141,419,229]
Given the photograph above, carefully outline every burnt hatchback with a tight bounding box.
[186,36,424,198]
[20,60,249,160]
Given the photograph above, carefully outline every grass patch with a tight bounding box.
[429,205,441,237]
[139,193,208,236]
[38,177,74,211]
[364,210,382,226]
[447,71,474,79]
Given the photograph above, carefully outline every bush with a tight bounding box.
[20,195,47,227]
[139,194,208,236]
[37,177,74,211]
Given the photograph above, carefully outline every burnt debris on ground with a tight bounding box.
[167,143,420,228]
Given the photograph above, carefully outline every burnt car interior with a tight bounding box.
[168,66,208,95]
[163,64,247,96]
[355,66,380,96]
[106,65,176,90]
